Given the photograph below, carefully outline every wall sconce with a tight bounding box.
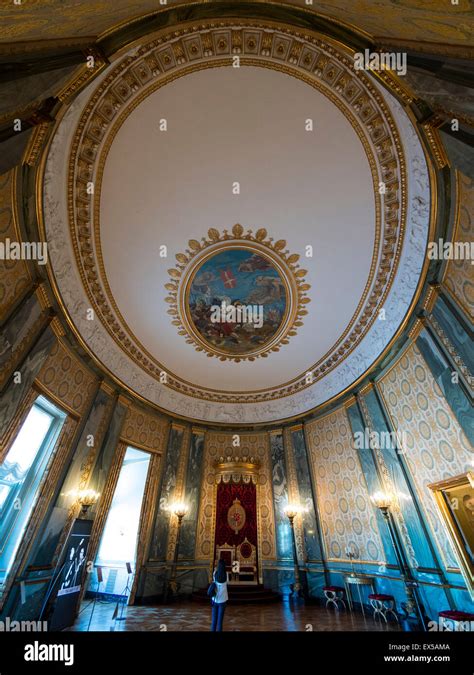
[370,491,394,512]
[67,489,100,517]
[283,503,305,521]
[164,502,189,602]
[169,502,189,520]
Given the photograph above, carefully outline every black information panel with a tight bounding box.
[48,518,92,632]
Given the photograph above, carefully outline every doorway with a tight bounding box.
[95,447,151,598]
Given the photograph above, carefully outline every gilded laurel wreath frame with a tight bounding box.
[165,224,310,361]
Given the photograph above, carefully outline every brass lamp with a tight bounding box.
[165,502,189,601]
[284,503,306,597]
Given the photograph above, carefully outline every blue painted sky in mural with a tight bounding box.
[190,250,283,304]
[188,248,287,354]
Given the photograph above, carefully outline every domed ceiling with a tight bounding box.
[42,21,432,424]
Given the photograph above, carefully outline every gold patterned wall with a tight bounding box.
[0,170,31,321]
[120,400,168,454]
[306,407,384,562]
[195,431,276,566]
[378,342,474,569]
[0,0,473,45]
[34,338,98,416]
[195,432,217,561]
[443,171,474,320]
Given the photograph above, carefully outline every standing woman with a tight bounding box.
[211,558,228,631]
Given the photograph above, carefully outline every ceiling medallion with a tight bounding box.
[165,224,310,361]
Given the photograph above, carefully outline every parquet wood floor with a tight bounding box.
[69,600,402,632]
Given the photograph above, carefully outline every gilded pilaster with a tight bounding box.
[195,431,217,564]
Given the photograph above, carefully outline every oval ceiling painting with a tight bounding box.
[187,247,288,357]
[166,226,311,362]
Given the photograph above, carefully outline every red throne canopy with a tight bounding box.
[215,480,258,550]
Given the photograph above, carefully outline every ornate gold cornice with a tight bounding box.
[23,122,52,167]
[287,422,303,432]
[99,379,116,396]
[117,393,132,408]
[358,381,374,397]
[171,421,186,431]
[35,282,53,310]
[343,394,357,408]
[423,284,440,314]
[50,315,66,338]
[408,317,425,342]
[368,63,414,105]
[421,117,449,170]
[56,48,108,104]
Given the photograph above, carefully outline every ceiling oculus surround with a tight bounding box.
[41,20,433,423]
[166,225,310,362]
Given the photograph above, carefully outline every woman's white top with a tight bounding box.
[212,571,229,604]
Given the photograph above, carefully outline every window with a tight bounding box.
[0,396,66,584]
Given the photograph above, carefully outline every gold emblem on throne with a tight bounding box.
[227,498,246,534]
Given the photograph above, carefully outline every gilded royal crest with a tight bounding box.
[227,498,246,535]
